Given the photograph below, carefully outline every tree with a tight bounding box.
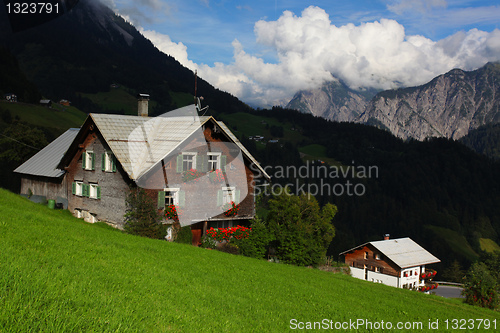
[233,216,275,259]
[442,260,465,283]
[266,192,337,266]
[124,188,166,239]
[462,262,499,309]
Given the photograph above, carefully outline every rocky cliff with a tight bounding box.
[286,80,376,122]
[287,63,500,140]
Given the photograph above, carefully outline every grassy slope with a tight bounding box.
[426,226,479,262]
[480,238,500,253]
[0,100,86,131]
[218,112,307,146]
[1,189,498,332]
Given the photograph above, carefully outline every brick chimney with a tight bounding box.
[384,234,390,240]
[137,93,149,117]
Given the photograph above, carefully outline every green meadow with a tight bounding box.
[0,188,498,332]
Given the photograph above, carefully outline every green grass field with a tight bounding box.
[0,100,87,133]
[0,189,498,332]
[480,238,500,253]
[426,225,479,262]
[81,87,146,115]
[218,112,307,145]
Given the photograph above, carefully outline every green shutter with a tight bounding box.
[178,191,185,208]
[82,152,86,169]
[81,184,87,197]
[157,191,165,209]
[96,186,101,199]
[101,153,106,171]
[176,155,183,173]
[112,155,117,172]
[221,155,227,172]
[91,152,96,170]
[72,182,76,195]
[235,189,241,204]
[217,190,223,206]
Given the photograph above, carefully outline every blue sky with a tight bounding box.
[102,0,500,107]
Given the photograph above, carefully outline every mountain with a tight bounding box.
[0,0,250,115]
[286,80,377,122]
[287,63,500,141]
[460,123,500,160]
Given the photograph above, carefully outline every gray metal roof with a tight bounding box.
[91,112,211,180]
[14,128,79,178]
[340,237,440,269]
[90,106,271,181]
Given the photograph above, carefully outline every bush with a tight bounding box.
[462,262,499,309]
[200,235,216,249]
[124,188,166,239]
[232,217,274,259]
[266,192,337,267]
[175,225,193,244]
[218,242,240,255]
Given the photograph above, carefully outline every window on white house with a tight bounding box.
[102,151,116,172]
[82,151,95,170]
[207,152,221,171]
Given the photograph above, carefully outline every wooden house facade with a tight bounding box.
[16,104,271,241]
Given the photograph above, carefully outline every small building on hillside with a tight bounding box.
[339,235,440,290]
[4,93,17,102]
[40,99,52,107]
[14,128,79,209]
[15,98,271,245]
[59,99,71,106]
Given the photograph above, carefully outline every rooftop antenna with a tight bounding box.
[194,70,209,114]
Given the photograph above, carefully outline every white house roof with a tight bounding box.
[14,128,79,178]
[340,237,440,269]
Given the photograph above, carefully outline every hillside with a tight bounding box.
[0,0,250,116]
[1,188,498,332]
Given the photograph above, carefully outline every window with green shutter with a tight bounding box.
[101,153,106,171]
[221,155,227,172]
[72,182,76,195]
[82,152,86,169]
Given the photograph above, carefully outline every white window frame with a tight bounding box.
[207,152,221,171]
[84,151,94,170]
[89,184,99,199]
[104,151,114,172]
[222,186,236,205]
[164,188,180,207]
[182,152,196,171]
[75,181,83,196]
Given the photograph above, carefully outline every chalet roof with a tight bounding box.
[89,111,212,180]
[14,128,79,178]
[340,237,440,269]
[60,105,270,182]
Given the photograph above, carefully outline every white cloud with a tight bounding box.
[126,4,500,107]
